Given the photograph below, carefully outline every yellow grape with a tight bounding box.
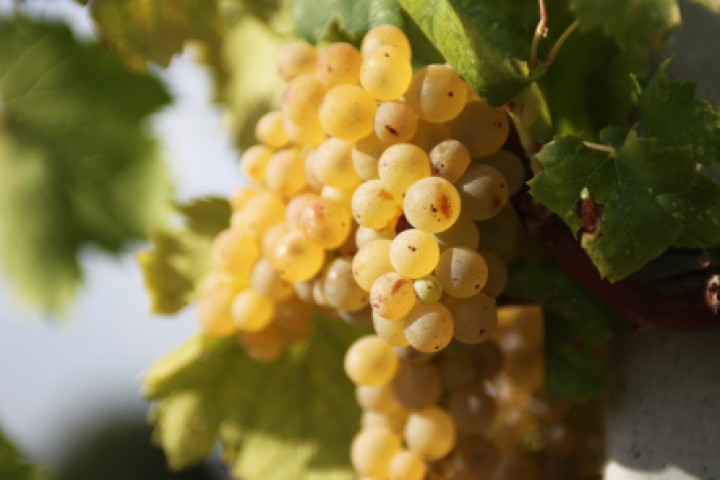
[195,279,239,337]
[447,99,509,157]
[316,42,363,87]
[255,111,288,148]
[432,214,480,251]
[320,185,354,210]
[250,257,294,302]
[479,250,509,299]
[402,302,454,353]
[373,309,411,347]
[230,189,285,239]
[240,144,273,182]
[403,176,461,233]
[264,148,307,198]
[351,179,403,230]
[231,289,275,332]
[378,143,431,194]
[352,239,394,291]
[323,256,370,312]
[356,383,403,414]
[283,115,326,147]
[355,222,396,249]
[389,228,440,279]
[260,222,289,259]
[319,84,377,141]
[434,246,489,298]
[480,149,527,195]
[270,229,325,282]
[273,294,313,345]
[211,228,259,279]
[352,131,387,180]
[229,184,265,211]
[276,40,318,81]
[362,409,409,435]
[285,192,319,229]
[303,149,324,191]
[361,24,411,59]
[404,406,457,460]
[391,361,442,411]
[409,119,450,152]
[429,139,471,183]
[344,335,399,386]
[351,426,402,477]
[405,64,468,122]
[313,137,361,189]
[238,322,284,363]
[281,73,326,124]
[374,101,419,144]
[298,195,352,249]
[370,272,416,320]
[389,450,427,480]
[360,45,413,101]
[455,163,509,221]
[444,292,497,344]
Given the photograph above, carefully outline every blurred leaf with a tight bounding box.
[137,197,230,315]
[657,174,720,248]
[0,17,172,313]
[0,429,46,480]
[145,314,364,479]
[688,0,720,11]
[505,261,618,401]
[89,0,222,70]
[400,0,540,106]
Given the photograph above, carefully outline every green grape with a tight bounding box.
[255,111,288,148]
[344,335,399,386]
[403,176,461,233]
[374,101,419,144]
[351,179,403,230]
[429,139,471,183]
[378,143,431,194]
[319,84,377,141]
[211,228,259,279]
[240,144,273,182]
[360,45,413,101]
[352,131,387,180]
[479,250,508,299]
[413,275,443,304]
[230,189,285,239]
[370,272,416,320]
[356,383,403,414]
[444,292,497,344]
[476,205,520,255]
[447,99,509,157]
[281,73,326,125]
[231,288,275,333]
[373,310,410,347]
[432,215,480,251]
[355,222,396,249]
[353,239,394,291]
[410,119,450,152]
[403,302,454,353]
[250,258,294,302]
[448,384,498,435]
[389,450,427,480]
[351,426,402,477]
[264,148,307,198]
[451,436,502,477]
[270,229,325,282]
[435,246,489,298]
[317,42,363,87]
[275,40,318,82]
[283,115,326,147]
[195,278,239,337]
[323,256,369,312]
[455,163,509,221]
[405,64,468,122]
[298,195,352,249]
[479,149,526,195]
[391,361,442,410]
[313,137,361,189]
[390,229,440,279]
[238,322,284,363]
[361,24,412,60]
[404,406,457,461]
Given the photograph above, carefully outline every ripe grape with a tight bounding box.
[240,144,273,182]
[345,335,399,386]
[374,101,419,144]
[404,406,457,460]
[432,215,480,251]
[196,279,238,337]
[378,143,431,194]
[356,383,403,414]
[479,250,508,299]
[322,256,369,312]
[319,84,377,141]
[313,137,361,189]
[434,247,489,298]
[409,119,450,152]
[390,229,440,279]
[403,302,454,352]
[480,149,527,195]
[264,148,307,198]
[413,275,443,304]
[370,272,416,320]
[316,42,362,87]
[373,310,411,347]
[351,426,402,477]
[352,179,403,230]
[231,289,275,332]
[298,195,352,249]
[447,99,509,157]
[391,361,442,410]
[403,176,461,233]
[360,45,413,101]
[281,73,326,124]
[238,322,284,363]
[429,139,471,183]
[448,384,498,435]
[389,450,427,480]
[405,64,468,122]
[255,111,288,148]
[455,163,509,221]
[250,258,294,302]
[276,41,318,81]
[270,229,325,282]
[230,189,285,239]
[352,239,394,291]
[445,292,498,344]
[352,132,386,180]
[361,24,412,60]
[211,228,259,279]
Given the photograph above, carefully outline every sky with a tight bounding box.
[0,0,244,465]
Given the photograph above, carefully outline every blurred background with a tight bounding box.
[0,0,243,476]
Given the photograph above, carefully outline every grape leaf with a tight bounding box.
[657,174,720,248]
[504,261,618,401]
[569,0,680,49]
[399,0,540,106]
[89,0,222,70]
[530,128,697,282]
[292,0,403,44]
[145,315,364,479]
[0,17,171,313]
[137,197,230,315]
[639,61,720,167]
[0,429,46,480]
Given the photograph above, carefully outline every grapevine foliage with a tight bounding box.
[0,430,45,480]
[145,317,367,479]
[0,17,171,313]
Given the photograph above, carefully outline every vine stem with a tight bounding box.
[545,20,580,66]
[528,0,548,69]
[582,141,617,156]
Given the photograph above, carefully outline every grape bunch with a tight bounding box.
[194,23,602,479]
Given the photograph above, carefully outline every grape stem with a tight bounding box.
[545,20,580,66]
[528,0,549,69]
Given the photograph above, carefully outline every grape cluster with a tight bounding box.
[195,23,602,479]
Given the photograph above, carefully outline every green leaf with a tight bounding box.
[569,0,680,49]
[399,0,540,106]
[292,0,403,44]
[137,197,230,315]
[504,261,617,401]
[0,429,46,480]
[639,61,720,167]
[530,129,697,281]
[657,174,720,248]
[688,0,720,11]
[145,315,365,479]
[0,17,172,313]
[89,0,222,70]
